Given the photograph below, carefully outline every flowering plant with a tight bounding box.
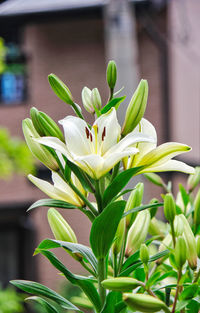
[11,61,200,313]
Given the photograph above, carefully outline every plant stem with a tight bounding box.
[98,258,106,306]
[111,162,120,182]
[71,102,85,120]
[171,221,176,248]
[80,260,96,277]
[118,226,128,275]
[113,252,118,277]
[172,268,182,313]
[95,180,103,213]
[79,207,95,222]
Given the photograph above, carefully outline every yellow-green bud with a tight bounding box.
[174,215,184,237]
[123,293,170,313]
[197,237,200,258]
[194,189,200,227]
[174,236,187,269]
[112,217,126,255]
[70,297,93,309]
[164,193,176,223]
[126,209,150,256]
[125,182,144,227]
[107,60,117,90]
[179,214,197,269]
[122,79,148,136]
[101,277,142,292]
[30,107,64,141]
[144,173,164,187]
[48,74,74,105]
[91,88,101,110]
[149,217,165,238]
[187,166,200,192]
[22,118,59,171]
[82,87,94,114]
[140,244,149,265]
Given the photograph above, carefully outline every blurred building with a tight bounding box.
[0,0,198,290]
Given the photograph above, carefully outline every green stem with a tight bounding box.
[80,260,96,277]
[111,162,120,182]
[172,268,182,313]
[118,226,128,275]
[109,88,114,101]
[171,221,176,248]
[98,258,106,306]
[95,180,103,213]
[113,252,118,277]
[78,207,95,222]
[71,102,85,120]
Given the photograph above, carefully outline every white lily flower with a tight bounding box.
[34,108,154,179]
[124,118,194,175]
[28,172,86,207]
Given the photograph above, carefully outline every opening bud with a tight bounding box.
[91,88,102,110]
[106,60,117,90]
[164,193,176,223]
[101,277,142,292]
[48,74,74,105]
[125,182,144,227]
[82,87,94,114]
[122,79,148,136]
[174,215,184,237]
[140,243,149,265]
[174,236,187,269]
[112,217,126,255]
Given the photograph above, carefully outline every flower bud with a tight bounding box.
[197,237,200,258]
[123,293,170,313]
[140,244,149,265]
[144,173,164,187]
[107,60,117,90]
[101,277,142,292]
[194,189,200,228]
[126,209,150,256]
[179,214,197,269]
[22,118,59,171]
[187,166,200,192]
[149,217,165,238]
[125,183,144,227]
[30,107,64,141]
[82,87,94,114]
[70,297,93,310]
[174,215,184,237]
[91,88,101,110]
[164,193,176,223]
[112,217,126,255]
[122,79,148,136]
[157,234,172,265]
[48,74,74,105]
[174,236,187,269]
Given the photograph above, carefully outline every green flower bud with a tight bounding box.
[149,217,165,238]
[82,87,94,114]
[91,88,102,110]
[179,214,197,269]
[140,243,149,265]
[101,277,142,292]
[22,118,59,171]
[123,293,170,313]
[125,182,144,227]
[187,166,200,192]
[194,189,200,227]
[157,234,172,265]
[48,74,74,105]
[122,79,148,136]
[30,107,64,141]
[164,193,176,223]
[144,173,164,187]
[107,60,117,90]
[70,297,93,309]
[112,217,126,255]
[126,209,150,256]
[174,215,184,237]
[197,237,200,258]
[174,236,187,269]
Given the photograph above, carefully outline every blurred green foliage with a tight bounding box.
[0,286,25,313]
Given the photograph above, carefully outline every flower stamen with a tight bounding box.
[93,124,98,154]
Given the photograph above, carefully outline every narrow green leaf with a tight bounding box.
[90,201,126,259]
[26,296,59,313]
[175,300,189,311]
[123,202,163,217]
[10,280,80,311]
[39,250,101,313]
[103,167,143,208]
[179,284,198,301]
[101,291,122,313]
[27,199,78,211]
[101,96,126,114]
[35,239,97,274]
[179,183,189,207]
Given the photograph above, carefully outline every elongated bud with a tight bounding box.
[91,88,101,110]
[174,236,187,269]
[149,217,165,238]
[179,214,197,269]
[112,217,126,255]
[144,173,164,187]
[22,118,59,171]
[125,183,144,227]
[82,87,94,114]
[122,79,148,136]
[140,244,149,265]
[149,198,159,218]
[30,107,64,141]
[123,293,170,313]
[174,215,184,237]
[107,60,117,90]
[48,74,74,105]
[194,189,200,227]
[164,193,176,223]
[187,166,200,192]
[126,209,150,256]
[197,237,200,258]
[101,277,142,292]
[157,234,172,265]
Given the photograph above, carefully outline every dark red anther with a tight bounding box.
[102,127,106,141]
[85,127,90,139]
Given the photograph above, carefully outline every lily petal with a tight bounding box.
[138,160,195,174]
[35,137,72,160]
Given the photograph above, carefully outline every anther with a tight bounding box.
[85,127,90,139]
[102,127,106,141]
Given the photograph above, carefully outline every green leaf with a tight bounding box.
[101,96,126,114]
[146,271,162,288]
[180,284,198,301]
[25,296,59,313]
[103,167,143,208]
[10,280,80,311]
[186,299,200,313]
[123,202,163,218]
[38,250,101,313]
[179,183,189,207]
[175,300,189,311]
[35,239,97,274]
[27,199,78,211]
[101,291,123,313]
[90,201,126,259]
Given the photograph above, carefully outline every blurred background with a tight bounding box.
[0,0,199,310]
